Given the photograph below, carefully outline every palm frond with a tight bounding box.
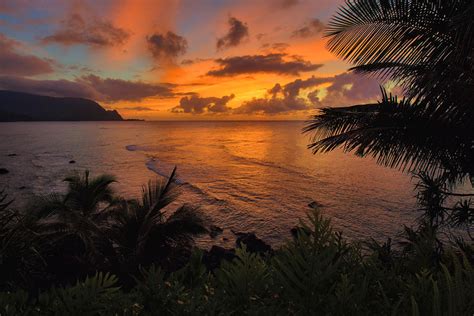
[141,166,179,217]
[64,171,117,215]
[326,0,474,120]
[326,0,453,68]
[27,193,66,220]
[304,89,473,177]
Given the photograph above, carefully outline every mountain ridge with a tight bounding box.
[0,90,123,121]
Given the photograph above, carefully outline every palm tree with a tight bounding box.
[304,0,474,231]
[110,167,207,275]
[27,171,119,282]
[304,0,474,181]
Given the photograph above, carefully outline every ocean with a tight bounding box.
[0,121,418,247]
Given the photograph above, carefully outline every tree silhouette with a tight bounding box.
[304,0,474,182]
[110,167,207,274]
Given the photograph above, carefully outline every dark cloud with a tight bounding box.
[0,34,54,76]
[207,53,322,77]
[78,75,174,102]
[279,0,300,8]
[0,75,99,99]
[314,72,381,107]
[234,97,308,115]
[180,58,211,65]
[0,74,175,102]
[172,94,234,114]
[261,42,290,53]
[216,17,249,50]
[292,19,325,38]
[281,76,331,98]
[147,31,188,60]
[42,13,129,47]
[122,106,157,111]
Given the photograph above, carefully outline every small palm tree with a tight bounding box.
[111,167,207,274]
[27,171,119,281]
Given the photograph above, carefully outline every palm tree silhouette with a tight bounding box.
[304,0,474,181]
[31,171,117,253]
[110,167,207,273]
[25,168,207,283]
[27,171,119,282]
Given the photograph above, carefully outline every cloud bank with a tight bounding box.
[207,54,322,77]
[78,75,174,101]
[234,72,381,114]
[42,13,129,47]
[171,72,381,115]
[0,75,175,102]
[172,94,235,114]
[0,34,54,76]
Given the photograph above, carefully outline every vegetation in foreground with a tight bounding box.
[1,0,473,314]
[0,168,473,315]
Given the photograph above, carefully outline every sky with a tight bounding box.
[0,0,384,120]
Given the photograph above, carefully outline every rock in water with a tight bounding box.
[235,232,273,255]
[0,168,9,174]
[69,160,76,164]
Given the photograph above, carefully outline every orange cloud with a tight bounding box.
[107,0,179,63]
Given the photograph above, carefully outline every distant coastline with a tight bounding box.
[0,90,123,122]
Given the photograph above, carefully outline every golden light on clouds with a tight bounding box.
[0,0,384,120]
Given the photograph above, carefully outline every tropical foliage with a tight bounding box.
[1,166,473,314]
[1,1,473,314]
[0,168,207,290]
[305,0,474,180]
[0,207,472,315]
[304,0,474,246]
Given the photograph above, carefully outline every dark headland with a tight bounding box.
[0,90,123,121]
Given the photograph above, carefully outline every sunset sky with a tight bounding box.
[0,0,385,120]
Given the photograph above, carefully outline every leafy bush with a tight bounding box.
[0,207,472,315]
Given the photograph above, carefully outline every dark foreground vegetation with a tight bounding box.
[0,167,473,315]
[1,0,473,314]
